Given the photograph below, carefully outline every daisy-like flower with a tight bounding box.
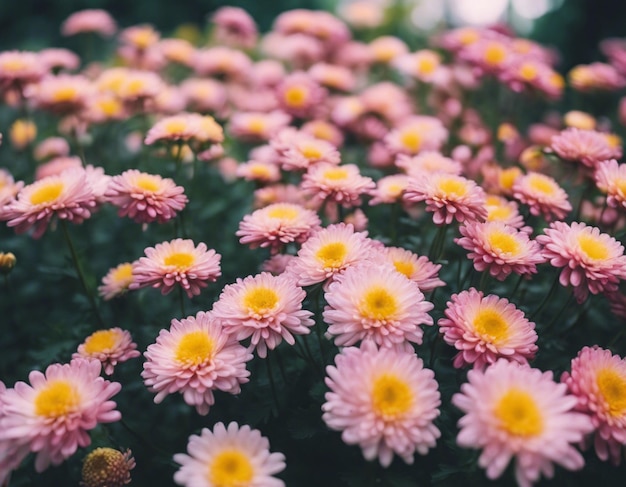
[512,171,572,222]
[228,111,291,142]
[484,194,527,229]
[323,263,434,348]
[393,49,445,83]
[369,36,409,64]
[0,359,121,472]
[275,71,326,118]
[275,131,341,172]
[236,202,321,254]
[381,247,445,292]
[98,263,134,300]
[404,172,487,226]
[73,328,140,375]
[396,152,462,177]
[261,254,296,275]
[61,9,117,37]
[144,113,203,145]
[131,239,221,298]
[301,163,375,208]
[369,174,410,205]
[456,221,545,281]
[142,312,252,415]
[211,7,258,49]
[384,116,448,156]
[285,223,376,287]
[0,168,96,239]
[550,128,621,170]
[562,346,626,464]
[323,341,441,467]
[595,159,626,210]
[236,159,281,183]
[81,447,135,487]
[536,221,626,302]
[211,272,314,358]
[25,74,94,115]
[0,168,23,207]
[174,422,285,487]
[105,169,188,224]
[192,47,252,81]
[439,288,537,369]
[453,359,594,487]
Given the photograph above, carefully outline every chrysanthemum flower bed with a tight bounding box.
[2,5,626,487]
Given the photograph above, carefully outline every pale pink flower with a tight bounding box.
[212,272,313,358]
[323,263,434,348]
[34,156,82,180]
[0,359,121,472]
[261,254,296,275]
[38,48,80,72]
[404,172,487,225]
[98,262,134,300]
[174,422,285,487]
[569,62,626,92]
[308,62,356,92]
[457,37,513,75]
[228,111,291,142]
[83,165,111,204]
[453,359,594,487]
[144,113,224,146]
[550,128,621,170]
[73,328,140,375]
[119,24,160,51]
[456,221,545,281]
[275,71,326,118]
[0,51,46,93]
[25,74,93,115]
[248,59,287,88]
[253,184,309,209]
[0,169,23,207]
[323,342,441,467]
[536,221,626,302]
[61,9,117,37]
[211,7,258,49]
[33,137,70,161]
[192,47,252,81]
[236,202,321,254]
[274,129,341,171]
[512,171,572,222]
[236,160,281,183]
[396,152,462,177]
[273,9,351,48]
[381,247,445,292]
[439,288,537,370]
[131,239,222,298]
[105,169,188,224]
[393,49,445,83]
[301,119,344,147]
[369,174,410,205]
[562,346,626,464]
[368,36,408,64]
[285,223,376,287]
[0,168,96,238]
[180,78,227,113]
[302,163,375,208]
[0,382,30,484]
[261,32,325,69]
[113,70,165,108]
[142,312,252,415]
[595,159,626,210]
[157,38,195,67]
[385,116,448,156]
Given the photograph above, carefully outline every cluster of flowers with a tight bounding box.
[2,5,626,487]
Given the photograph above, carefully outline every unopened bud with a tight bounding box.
[81,448,135,487]
[0,252,16,274]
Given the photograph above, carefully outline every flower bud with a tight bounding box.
[81,448,135,487]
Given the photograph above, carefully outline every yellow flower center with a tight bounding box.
[284,85,308,108]
[208,449,254,487]
[484,43,507,66]
[597,368,626,417]
[494,388,543,437]
[323,167,349,181]
[247,118,266,134]
[97,98,123,117]
[132,29,157,49]
[487,230,520,256]
[459,29,479,46]
[519,63,538,81]
[267,205,298,220]
[417,56,438,75]
[473,307,509,343]
[549,72,565,89]
[82,448,131,487]
[360,286,398,321]
[392,260,415,278]
[175,330,214,365]
[111,263,133,285]
[487,205,513,221]
[52,86,78,103]
[243,286,279,315]
[136,174,161,192]
[578,234,609,261]
[30,181,64,205]
[301,144,323,160]
[400,131,421,153]
[249,164,272,179]
[315,242,347,269]
[371,373,413,418]
[615,178,626,196]
[164,119,188,135]
[83,329,118,354]
[123,79,146,97]
[386,183,404,198]
[499,167,521,191]
[438,177,467,197]
[528,174,556,195]
[1,58,27,72]
[34,380,81,418]
[164,252,195,270]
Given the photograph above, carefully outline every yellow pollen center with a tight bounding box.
[132,30,156,49]
[83,330,118,354]
[124,79,146,97]
[400,131,421,152]
[135,175,160,192]
[34,380,80,418]
[528,174,555,195]
[438,177,467,197]
[578,234,609,261]
[371,374,413,418]
[247,118,266,134]
[499,168,521,191]
[111,263,133,285]
[243,286,279,315]
[164,252,195,270]
[2,58,26,72]
[459,29,479,45]
[494,388,543,437]
[484,44,507,66]
[488,230,520,255]
[175,331,214,365]
[249,165,272,179]
[360,286,398,321]
[30,181,64,205]
[164,119,188,135]
[519,63,537,81]
[473,308,509,343]
[323,167,349,181]
[98,98,122,116]
[616,178,626,196]
[284,85,308,108]
[301,145,323,160]
[597,368,626,417]
[487,205,513,221]
[315,242,348,268]
[267,206,298,220]
[52,86,78,103]
[417,57,438,75]
[208,450,254,487]
[386,183,404,197]
[393,260,415,278]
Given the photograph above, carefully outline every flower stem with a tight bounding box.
[265,355,280,416]
[178,285,186,318]
[428,224,449,262]
[529,271,561,322]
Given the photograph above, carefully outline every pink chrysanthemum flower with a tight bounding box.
[308,62,356,92]
[301,119,344,147]
[512,171,572,222]
[61,9,117,37]
[323,263,434,348]
[404,172,487,225]
[131,239,221,298]
[393,49,445,83]
[301,163,375,208]
[595,159,626,210]
[456,221,545,281]
[105,169,188,224]
[0,168,23,207]
[236,202,321,254]
[144,113,224,146]
[439,288,538,370]
[39,48,80,72]
[550,128,621,170]
[0,168,96,238]
[0,382,30,484]
[381,247,445,292]
[569,62,626,92]
[98,262,132,301]
[73,328,140,375]
[369,36,409,64]
[180,78,227,113]
[211,272,314,358]
[228,111,291,142]
[142,312,252,416]
[275,131,341,172]
[25,74,94,115]
[536,221,626,302]
[369,174,410,205]
[396,152,462,177]
[0,50,46,93]
[0,359,121,472]
[562,346,626,464]
[34,156,82,180]
[323,342,441,467]
[485,194,527,230]
[385,116,448,156]
[34,137,70,161]
[285,223,376,287]
[211,7,258,49]
[453,359,594,487]
[236,159,281,183]
[275,71,326,118]
[174,422,286,487]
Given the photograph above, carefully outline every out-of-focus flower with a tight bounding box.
[236,159,281,183]
[385,116,448,156]
[39,48,80,72]
[512,171,572,222]
[9,119,36,150]
[81,448,135,487]
[144,113,224,146]
[368,36,409,64]
[308,62,356,92]
[369,174,410,205]
[228,111,291,142]
[26,74,94,114]
[0,168,24,206]
[569,62,626,92]
[73,328,140,375]
[180,78,227,113]
[550,128,621,170]
[301,163,375,208]
[276,71,326,118]
[0,51,46,95]
[61,9,117,37]
[192,47,252,81]
[210,6,258,49]
[595,159,626,211]
[98,262,134,300]
[381,247,445,292]
[34,137,70,161]
[396,152,462,177]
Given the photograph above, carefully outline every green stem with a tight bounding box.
[529,272,561,322]
[478,271,490,292]
[265,356,280,416]
[178,285,186,318]
[509,274,525,302]
[428,224,449,262]
[60,220,105,328]
[542,292,575,337]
